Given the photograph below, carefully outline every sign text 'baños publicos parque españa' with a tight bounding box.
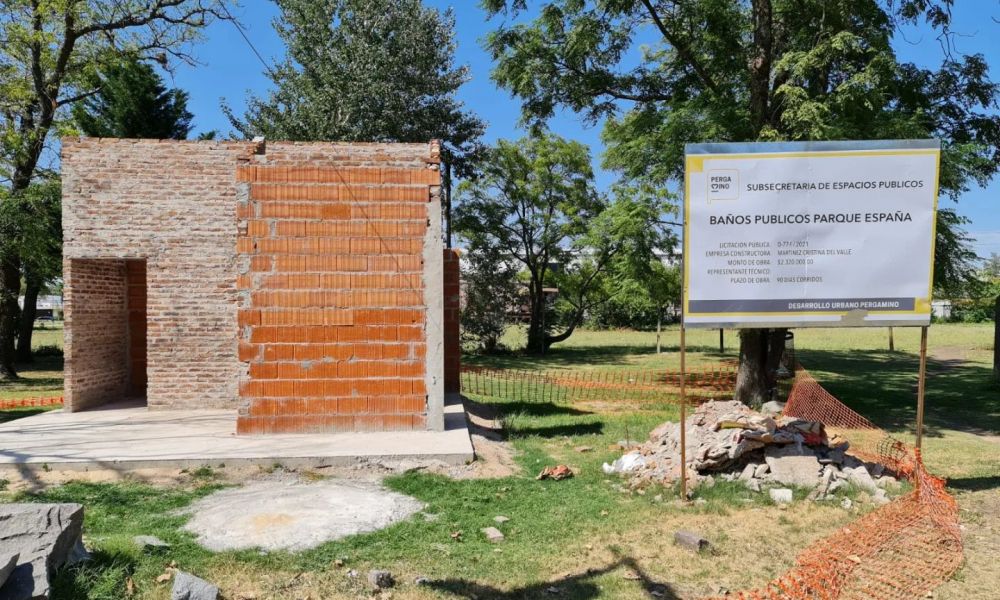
[683,140,940,329]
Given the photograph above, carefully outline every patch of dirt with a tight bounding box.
[936,488,1000,599]
[929,345,968,367]
[433,398,519,479]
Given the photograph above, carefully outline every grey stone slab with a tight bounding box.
[171,571,218,600]
[0,504,86,600]
[764,445,821,487]
[674,530,710,552]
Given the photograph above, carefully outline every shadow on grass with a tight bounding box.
[0,355,64,395]
[480,401,593,418]
[50,549,138,600]
[0,407,50,424]
[795,348,999,437]
[946,475,1000,492]
[427,552,679,600]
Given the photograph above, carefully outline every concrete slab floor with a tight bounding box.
[0,399,474,472]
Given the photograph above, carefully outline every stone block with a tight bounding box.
[0,503,87,600]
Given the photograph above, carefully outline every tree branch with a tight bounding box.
[638,0,721,97]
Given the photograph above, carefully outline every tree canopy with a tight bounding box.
[0,0,227,379]
[483,0,1000,403]
[484,0,999,294]
[455,133,669,353]
[227,0,485,174]
[72,57,194,139]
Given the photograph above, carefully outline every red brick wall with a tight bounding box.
[443,249,461,394]
[62,139,446,433]
[63,139,249,410]
[234,144,442,434]
[63,259,128,411]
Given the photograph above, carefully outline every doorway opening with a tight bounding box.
[125,259,147,401]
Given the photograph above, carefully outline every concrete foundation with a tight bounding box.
[0,399,473,472]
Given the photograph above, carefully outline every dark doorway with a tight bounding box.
[125,259,147,400]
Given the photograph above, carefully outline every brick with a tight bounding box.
[62,138,447,434]
[251,184,431,203]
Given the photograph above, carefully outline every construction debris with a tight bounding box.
[602,400,896,501]
[536,465,574,481]
[674,530,711,552]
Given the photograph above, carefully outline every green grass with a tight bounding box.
[17,481,225,599]
[2,323,997,598]
[0,321,64,401]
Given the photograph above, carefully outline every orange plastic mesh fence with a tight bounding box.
[719,367,963,600]
[0,396,63,409]
[460,364,737,405]
[462,363,963,598]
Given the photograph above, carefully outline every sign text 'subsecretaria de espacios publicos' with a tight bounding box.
[683,140,940,329]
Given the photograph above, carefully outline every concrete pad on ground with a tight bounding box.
[0,400,473,472]
[181,478,425,551]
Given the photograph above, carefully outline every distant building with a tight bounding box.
[17,295,63,320]
[931,300,952,320]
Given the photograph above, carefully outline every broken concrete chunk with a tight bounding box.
[482,527,505,543]
[764,445,822,487]
[493,515,510,524]
[674,530,711,552]
[0,503,87,600]
[769,488,794,504]
[171,571,219,600]
[846,466,879,493]
[760,400,786,416]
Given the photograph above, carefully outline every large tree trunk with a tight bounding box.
[734,328,787,406]
[526,281,547,354]
[0,256,21,380]
[543,308,584,350]
[15,272,40,363]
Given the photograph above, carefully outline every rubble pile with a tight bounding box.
[603,400,899,502]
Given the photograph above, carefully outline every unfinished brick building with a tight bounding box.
[62,138,460,434]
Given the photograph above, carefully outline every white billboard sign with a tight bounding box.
[683,140,940,328]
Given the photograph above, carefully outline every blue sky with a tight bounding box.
[167,1,999,257]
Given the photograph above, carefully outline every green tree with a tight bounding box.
[226,0,485,176]
[484,0,1000,404]
[981,252,1000,280]
[455,134,667,353]
[460,247,519,354]
[646,260,681,354]
[14,179,61,362]
[72,57,193,139]
[0,180,61,371]
[0,0,226,379]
